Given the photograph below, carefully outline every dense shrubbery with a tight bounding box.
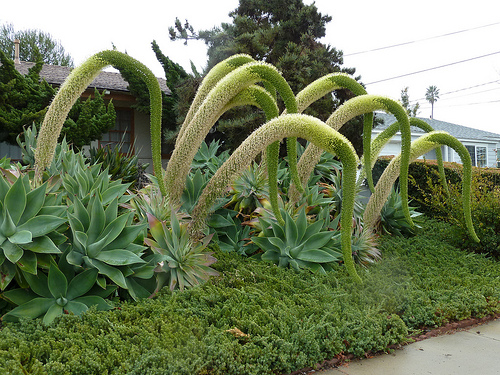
[1,219,499,374]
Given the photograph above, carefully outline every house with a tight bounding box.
[372,112,500,168]
[2,44,170,171]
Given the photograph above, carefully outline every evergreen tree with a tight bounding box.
[0,22,74,67]
[400,87,420,117]
[169,0,367,154]
[0,49,115,147]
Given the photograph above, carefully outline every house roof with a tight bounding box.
[13,61,171,95]
[374,112,500,142]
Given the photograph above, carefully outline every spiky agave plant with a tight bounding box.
[189,113,362,283]
[34,50,165,194]
[363,131,479,243]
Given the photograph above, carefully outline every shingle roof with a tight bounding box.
[14,61,171,94]
[374,112,500,142]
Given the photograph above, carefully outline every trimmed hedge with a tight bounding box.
[1,219,500,374]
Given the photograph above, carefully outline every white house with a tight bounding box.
[372,112,500,168]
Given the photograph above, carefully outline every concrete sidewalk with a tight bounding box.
[318,318,500,375]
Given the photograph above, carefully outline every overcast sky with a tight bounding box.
[2,0,499,133]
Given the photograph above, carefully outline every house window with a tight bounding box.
[99,108,134,153]
[465,145,487,167]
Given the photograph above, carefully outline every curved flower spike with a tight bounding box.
[363,131,479,243]
[176,54,256,147]
[363,117,449,195]
[290,95,413,227]
[284,73,371,195]
[190,113,362,283]
[34,50,165,194]
[165,61,297,207]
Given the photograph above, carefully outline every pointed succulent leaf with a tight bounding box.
[48,263,68,299]
[71,197,90,230]
[19,183,47,224]
[68,213,84,234]
[2,241,23,263]
[17,250,37,274]
[87,195,106,243]
[267,237,286,250]
[65,300,89,316]
[0,209,17,237]
[103,223,147,251]
[125,277,152,301]
[1,288,38,305]
[84,257,128,289]
[296,249,339,263]
[17,215,67,237]
[104,198,118,225]
[74,295,113,310]
[43,304,64,325]
[95,249,145,266]
[101,184,130,206]
[3,297,54,322]
[96,214,130,248]
[23,235,62,254]
[66,268,98,300]
[8,230,32,245]
[302,231,336,251]
[4,175,26,225]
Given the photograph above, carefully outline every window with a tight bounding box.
[99,108,133,153]
[465,145,487,167]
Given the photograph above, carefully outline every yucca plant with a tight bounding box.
[251,207,341,273]
[2,264,113,325]
[145,212,219,294]
[0,174,67,290]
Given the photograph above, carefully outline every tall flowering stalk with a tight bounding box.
[290,95,414,227]
[363,131,479,243]
[189,113,362,283]
[165,61,298,207]
[362,117,449,194]
[34,50,165,194]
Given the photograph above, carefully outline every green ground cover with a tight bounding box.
[1,218,499,375]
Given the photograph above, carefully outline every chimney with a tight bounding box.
[14,39,20,64]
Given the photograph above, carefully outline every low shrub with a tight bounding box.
[1,219,499,374]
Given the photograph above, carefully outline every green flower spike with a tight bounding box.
[363,117,449,195]
[363,131,479,243]
[34,50,165,195]
[291,95,413,227]
[165,61,297,207]
[285,73,373,199]
[175,54,256,147]
[190,113,362,283]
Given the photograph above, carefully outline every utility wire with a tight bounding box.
[410,80,500,102]
[345,21,500,57]
[365,51,500,85]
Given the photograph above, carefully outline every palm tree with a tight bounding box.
[425,85,440,119]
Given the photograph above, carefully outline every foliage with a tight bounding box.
[88,142,145,187]
[251,207,342,273]
[400,86,420,117]
[0,49,116,147]
[145,212,218,294]
[0,22,74,66]
[1,219,500,374]
[169,0,367,153]
[422,171,500,259]
[2,265,113,325]
[378,186,424,237]
[0,174,67,290]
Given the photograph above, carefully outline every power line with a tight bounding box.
[365,51,500,85]
[345,21,500,57]
[411,80,500,102]
[420,99,500,108]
